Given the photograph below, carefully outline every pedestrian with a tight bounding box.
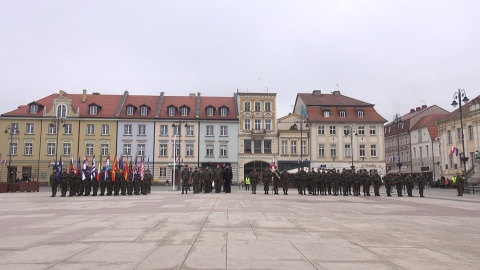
[49,169,58,197]
[223,165,233,193]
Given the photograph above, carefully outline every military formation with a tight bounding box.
[49,167,153,197]
[180,165,234,194]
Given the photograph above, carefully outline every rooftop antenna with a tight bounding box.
[419,99,426,106]
[336,84,340,91]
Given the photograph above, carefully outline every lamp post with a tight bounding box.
[48,118,63,173]
[4,124,19,182]
[393,114,403,172]
[293,119,310,169]
[451,88,470,194]
[171,121,188,191]
[343,127,357,171]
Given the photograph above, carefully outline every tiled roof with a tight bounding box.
[384,119,410,137]
[199,96,237,120]
[306,106,386,123]
[297,92,373,107]
[118,94,160,118]
[437,95,480,123]
[159,95,198,119]
[410,114,447,140]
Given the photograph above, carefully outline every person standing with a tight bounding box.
[92,171,99,196]
[143,170,152,195]
[298,168,307,195]
[394,173,404,197]
[50,169,58,197]
[417,173,426,197]
[383,173,393,197]
[181,165,190,194]
[203,167,214,193]
[456,173,464,196]
[280,168,290,195]
[249,168,259,194]
[405,173,415,197]
[244,176,250,191]
[84,169,92,196]
[272,170,280,195]
[60,168,68,197]
[372,171,382,196]
[192,167,201,194]
[68,169,76,197]
[223,165,233,193]
[214,165,223,193]
[262,168,272,194]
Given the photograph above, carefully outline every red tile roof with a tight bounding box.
[297,92,373,107]
[117,94,160,119]
[199,96,237,120]
[411,114,448,140]
[159,95,199,119]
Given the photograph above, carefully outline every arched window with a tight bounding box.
[57,104,67,118]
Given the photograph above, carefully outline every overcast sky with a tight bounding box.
[1,0,479,122]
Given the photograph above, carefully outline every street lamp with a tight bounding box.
[293,119,310,169]
[393,114,403,172]
[171,121,188,191]
[452,88,470,194]
[4,124,19,182]
[48,118,65,173]
[343,127,357,171]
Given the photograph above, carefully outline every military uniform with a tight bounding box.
[272,170,280,194]
[394,173,404,197]
[114,170,121,196]
[68,171,76,196]
[249,169,259,194]
[143,171,152,195]
[181,167,190,194]
[262,169,272,194]
[214,166,223,193]
[49,171,58,197]
[383,173,393,197]
[106,170,113,196]
[76,173,83,196]
[192,168,201,194]
[372,171,382,196]
[60,169,68,197]
[417,173,426,197]
[280,169,289,195]
[99,171,106,196]
[92,172,99,196]
[298,169,307,195]
[84,170,91,196]
[405,173,415,197]
[203,167,213,193]
[456,174,464,196]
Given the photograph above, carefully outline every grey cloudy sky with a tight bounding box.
[1,0,479,121]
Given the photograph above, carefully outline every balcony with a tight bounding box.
[251,129,266,137]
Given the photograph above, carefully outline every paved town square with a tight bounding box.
[0,186,479,270]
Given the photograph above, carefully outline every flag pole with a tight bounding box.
[173,135,176,191]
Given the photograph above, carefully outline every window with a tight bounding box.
[340,110,346,118]
[126,106,134,115]
[206,125,214,136]
[329,126,336,135]
[330,144,337,157]
[357,110,364,118]
[206,145,214,157]
[186,125,194,136]
[244,101,251,112]
[301,140,307,155]
[160,125,168,136]
[413,147,417,158]
[244,119,251,130]
[206,107,214,116]
[220,126,228,136]
[10,142,17,156]
[359,144,365,157]
[457,128,462,142]
[159,168,167,177]
[370,144,377,157]
[102,124,109,135]
[419,146,423,158]
[140,106,148,116]
[48,123,57,134]
[220,145,228,157]
[56,104,67,118]
[64,124,72,134]
[254,101,261,111]
[447,130,452,144]
[26,123,34,134]
[254,119,261,130]
[220,107,228,116]
[137,144,145,156]
[87,124,95,135]
[173,141,179,157]
[186,143,194,157]
[86,143,94,156]
[264,140,272,153]
[24,142,33,155]
[425,145,429,157]
[101,144,109,156]
[323,110,330,117]
[265,102,271,112]
[318,144,325,157]
[123,144,131,156]
[124,124,132,135]
[281,140,288,154]
[344,144,351,157]
[168,107,176,116]
[29,105,38,114]
[369,126,377,135]
[265,119,272,131]
[138,124,146,135]
[357,126,365,135]
[344,126,351,134]
[63,142,71,155]
[172,125,180,136]
[47,143,56,156]
[291,141,297,154]
[468,125,474,140]
[89,106,98,115]
[254,140,262,153]
[318,125,325,135]
[244,139,251,153]
[159,143,167,156]
[181,107,188,116]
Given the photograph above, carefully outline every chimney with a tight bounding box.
[410,109,415,113]
[422,104,427,109]
[59,90,65,96]
[82,89,87,103]
[416,107,421,111]
[332,90,341,96]
[189,93,195,97]
[312,90,321,96]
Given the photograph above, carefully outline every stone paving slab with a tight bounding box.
[0,186,478,269]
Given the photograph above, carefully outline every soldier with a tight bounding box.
[456,173,464,196]
[249,168,259,194]
[60,168,68,197]
[181,165,190,194]
[49,169,58,197]
[134,172,141,195]
[372,171,382,196]
[298,168,307,195]
[223,165,233,193]
[363,170,371,196]
[203,166,214,193]
[405,173,415,197]
[394,172,404,197]
[143,170,152,195]
[120,170,127,196]
[332,170,339,196]
[92,171,99,196]
[106,169,113,196]
[280,168,290,195]
[114,169,121,196]
[99,171,106,196]
[68,169,76,196]
[76,171,83,196]
[307,168,315,195]
[191,167,200,194]
[417,173,426,197]
[127,171,134,195]
[214,165,223,193]
[84,168,91,196]
[262,168,272,194]
[272,170,280,195]
[383,173,393,197]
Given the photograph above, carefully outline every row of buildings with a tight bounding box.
[0,89,478,185]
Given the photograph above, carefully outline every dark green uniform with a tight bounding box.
[456,174,464,196]
[50,171,58,197]
[394,173,404,197]
[181,167,190,194]
[280,169,290,195]
[416,173,426,197]
[84,170,91,196]
[203,167,213,193]
[214,166,223,193]
[60,169,68,197]
[272,170,280,194]
[405,173,415,197]
[249,169,259,194]
[372,172,381,196]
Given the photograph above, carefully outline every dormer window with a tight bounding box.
[357,110,364,118]
[29,104,38,114]
[89,106,98,115]
[181,107,189,116]
[168,106,176,116]
[206,107,214,116]
[323,110,330,117]
[56,104,67,118]
[220,107,228,116]
[126,106,134,116]
[140,106,148,116]
[339,110,346,118]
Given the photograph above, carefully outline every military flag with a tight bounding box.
[82,156,88,180]
[112,154,117,181]
[133,155,138,179]
[56,157,63,182]
[97,155,103,182]
[124,155,129,181]
[104,155,110,181]
[69,156,74,173]
[76,156,81,175]
[140,156,145,180]
[91,155,96,181]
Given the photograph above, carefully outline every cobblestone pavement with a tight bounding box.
[0,186,479,270]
